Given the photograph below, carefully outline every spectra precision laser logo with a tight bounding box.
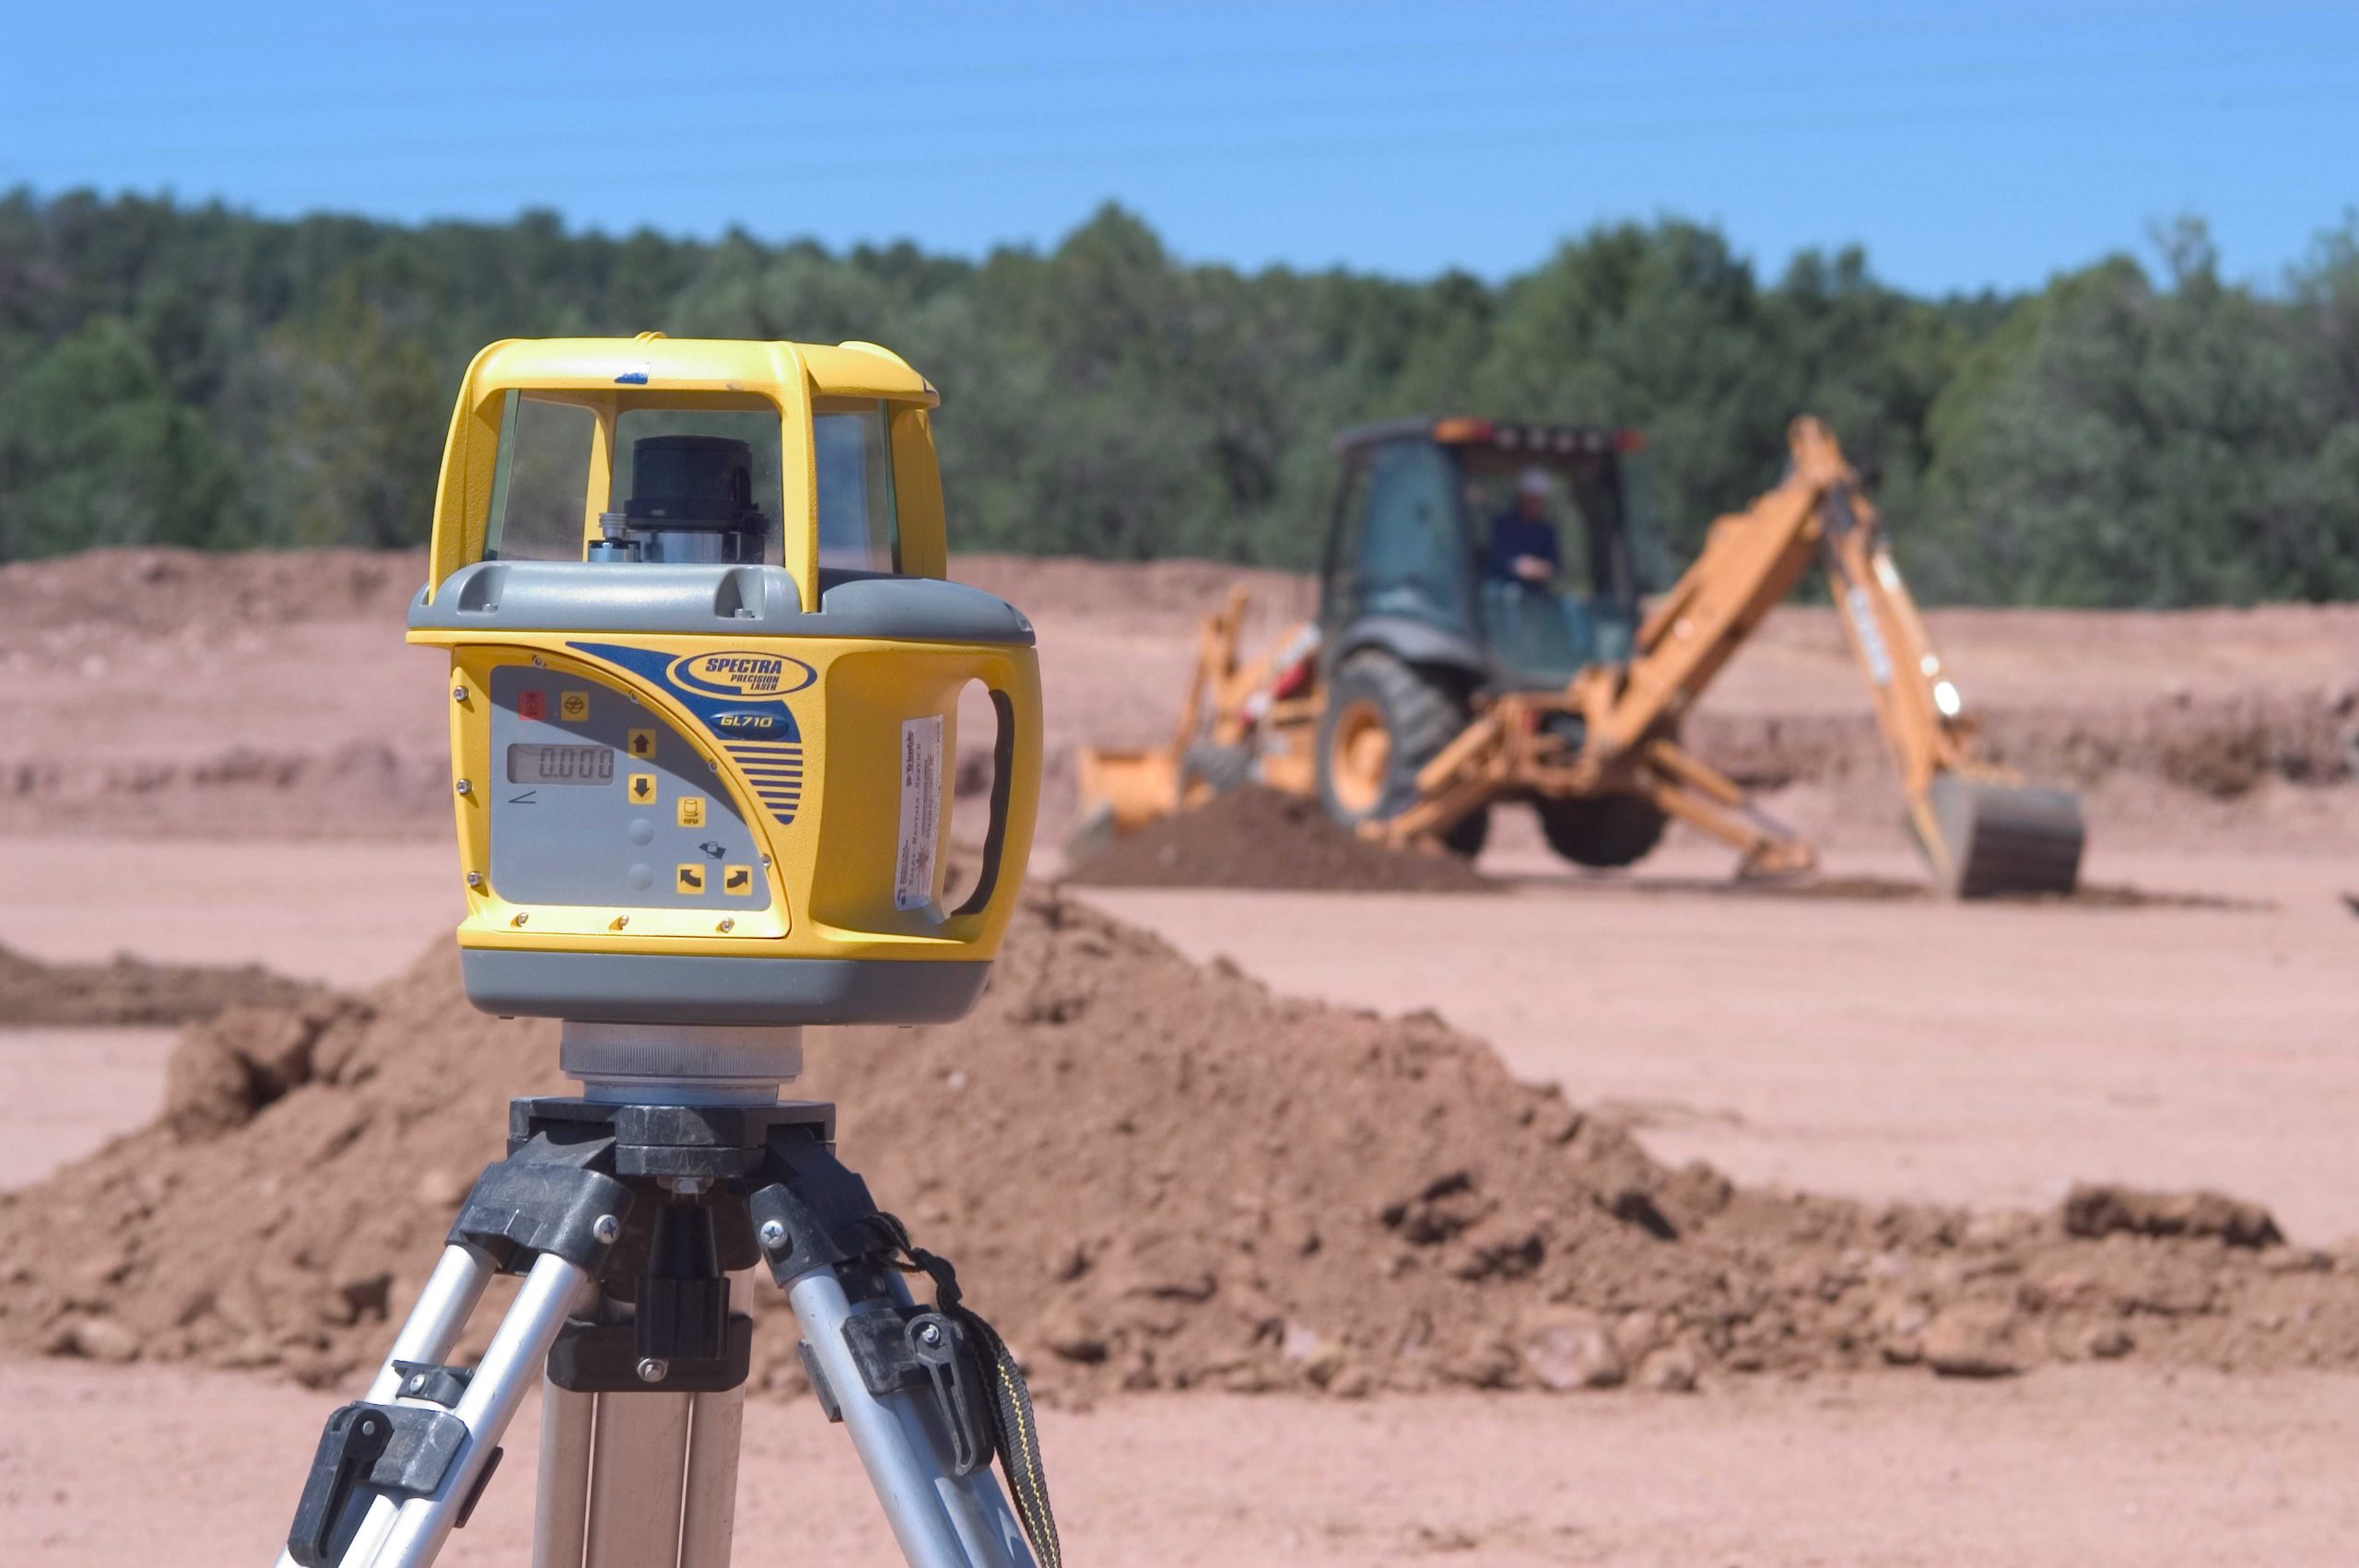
[668,650,818,699]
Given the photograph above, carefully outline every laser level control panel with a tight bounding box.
[486,665,771,910]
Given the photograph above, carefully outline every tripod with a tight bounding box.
[274,1024,1057,1568]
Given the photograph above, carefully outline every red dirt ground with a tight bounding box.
[4,547,2357,1565]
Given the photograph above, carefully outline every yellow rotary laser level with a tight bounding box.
[268,336,1060,1568]
[407,333,1042,1025]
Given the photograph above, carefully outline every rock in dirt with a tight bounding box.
[2061,1183,2285,1248]
[1061,786,1491,894]
[162,1000,374,1138]
[49,1316,141,1363]
[1,889,2353,1399]
[1920,1304,2025,1378]
[1637,1344,1701,1393]
[1518,1309,1625,1391]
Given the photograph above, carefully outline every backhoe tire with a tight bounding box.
[1535,791,1669,870]
[1316,651,1490,858]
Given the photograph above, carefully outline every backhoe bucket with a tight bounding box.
[1924,773,2085,898]
[1067,744,1182,862]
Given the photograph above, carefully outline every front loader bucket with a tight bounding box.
[1066,745,1182,863]
[1923,773,2086,898]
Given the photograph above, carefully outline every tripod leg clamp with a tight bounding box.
[746,1132,1062,1567]
[838,1307,993,1477]
[746,1136,897,1279]
[448,1134,631,1275]
[286,1402,475,1567]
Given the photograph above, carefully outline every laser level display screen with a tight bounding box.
[507,743,616,785]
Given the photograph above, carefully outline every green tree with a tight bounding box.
[258,287,450,547]
[0,317,229,557]
[1920,223,2351,606]
[1,188,2355,603]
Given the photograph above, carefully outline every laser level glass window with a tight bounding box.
[814,400,899,578]
[484,392,597,563]
[506,743,616,786]
[475,389,903,577]
[613,408,787,565]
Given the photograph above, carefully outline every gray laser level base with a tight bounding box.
[272,1079,1046,1568]
[461,950,992,1026]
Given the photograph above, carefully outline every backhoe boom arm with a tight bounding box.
[1569,416,2081,894]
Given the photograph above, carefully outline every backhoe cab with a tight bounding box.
[1320,417,1656,691]
[1309,417,1667,860]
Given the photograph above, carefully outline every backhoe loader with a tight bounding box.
[1073,415,2084,897]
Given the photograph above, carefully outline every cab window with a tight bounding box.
[1357,438,1467,629]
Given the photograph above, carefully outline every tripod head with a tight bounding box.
[406,334,1041,1035]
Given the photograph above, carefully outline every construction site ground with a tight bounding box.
[2,549,2355,1565]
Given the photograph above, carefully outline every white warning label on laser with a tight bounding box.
[894,715,944,910]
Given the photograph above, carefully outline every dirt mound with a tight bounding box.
[1685,689,2355,798]
[954,555,1315,630]
[2,892,2353,1397]
[6,545,2354,848]
[1590,874,2260,912]
[0,944,323,1026]
[1063,787,1492,894]
[0,547,424,637]
[0,740,451,840]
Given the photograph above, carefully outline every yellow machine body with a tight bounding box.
[1075,416,2083,898]
[408,335,1041,1024]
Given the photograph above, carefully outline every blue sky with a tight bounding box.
[6,0,2354,296]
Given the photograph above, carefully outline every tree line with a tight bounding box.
[1,189,2354,606]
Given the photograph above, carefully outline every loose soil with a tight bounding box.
[12,1359,2359,1568]
[3,889,2350,1399]
[0,943,323,1026]
[1062,786,1492,894]
[1586,872,2260,911]
[3,547,2353,854]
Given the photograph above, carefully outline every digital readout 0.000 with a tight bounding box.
[506,743,616,786]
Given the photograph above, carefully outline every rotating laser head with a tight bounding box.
[406,334,1041,1027]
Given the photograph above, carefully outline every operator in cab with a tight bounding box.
[1488,466,1563,585]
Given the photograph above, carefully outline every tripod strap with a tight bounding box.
[955,1305,1062,1568]
[878,1215,1063,1568]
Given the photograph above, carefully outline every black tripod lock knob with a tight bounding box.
[287,1404,393,1566]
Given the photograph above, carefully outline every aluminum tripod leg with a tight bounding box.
[276,1089,1050,1568]
[533,1375,747,1568]
[680,1387,747,1564]
[532,1377,594,1568]
[787,1268,1036,1568]
[271,1244,496,1568]
[283,1250,594,1568]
